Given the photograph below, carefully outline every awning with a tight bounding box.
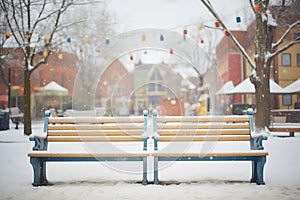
[284,79,300,93]
[216,81,235,95]
[11,85,24,97]
[227,78,254,94]
[226,78,287,94]
[0,95,8,105]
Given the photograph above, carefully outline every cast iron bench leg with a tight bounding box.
[256,156,266,185]
[142,157,148,185]
[153,157,159,185]
[15,119,19,129]
[30,157,48,186]
[250,160,258,183]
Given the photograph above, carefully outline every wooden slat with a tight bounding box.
[47,130,144,136]
[157,135,250,142]
[157,115,250,123]
[157,123,250,129]
[28,152,149,158]
[269,127,300,132]
[152,152,268,157]
[157,129,250,136]
[48,124,143,130]
[48,116,144,124]
[47,136,143,142]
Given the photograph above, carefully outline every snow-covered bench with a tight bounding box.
[28,110,150,186]
[9,107,24,129]
[269,123,300,137]
[151,109,268,185]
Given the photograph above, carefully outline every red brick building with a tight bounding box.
[216,31,248,104]
[0,49,77,111]
[31,52,77,93]
[96,59,133,115]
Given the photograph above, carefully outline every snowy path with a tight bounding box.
[0,121,299,200]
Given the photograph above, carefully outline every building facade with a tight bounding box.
[0,49,77,115]
[216,8,300,110]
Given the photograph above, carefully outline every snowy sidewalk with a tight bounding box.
[0,121,300,200]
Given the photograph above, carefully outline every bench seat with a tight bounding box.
[152,151,268,158]
[29,152,150,158]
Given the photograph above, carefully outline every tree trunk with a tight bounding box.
[253,76,270,131]
[23,66,32,136]
[252,1,271,132]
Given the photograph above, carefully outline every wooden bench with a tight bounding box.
[269,123,300,137]
[151,109,268,185]
[9,107,24,129]
[28,110,150,186]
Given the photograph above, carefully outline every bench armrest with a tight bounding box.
[152,133,160,151]
[28,110,51,151]
[250,136,267,150]
[141,134,149,151]
[29,136,48,151]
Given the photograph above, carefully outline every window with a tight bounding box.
[34,71,40,86]
[158,83,164,91]
[297,54,300,66]
[281,53,291,66]
[149,83,155,91]
[60,74,65,87]
[282,94,292,106]
[68,75,73,87]
[294,33,300,41]
[51,72,56,81]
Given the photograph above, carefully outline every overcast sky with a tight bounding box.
[107,0,253,32]
[104,0,254,70]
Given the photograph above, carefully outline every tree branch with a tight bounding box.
[31,0,46,32]
[272,20,300,49]
[199,0,256,70]
[0,1,22,47]
[30,0,67,73]
[270,40,300,59]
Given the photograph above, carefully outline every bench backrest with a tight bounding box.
[31,110,149,151]
[10,107,21,115]
[151,110,263,150]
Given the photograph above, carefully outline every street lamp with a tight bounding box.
[8,66,11,110]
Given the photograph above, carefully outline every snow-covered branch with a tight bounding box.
[31,0,47,32]
[271,40,300,58]
[272,20,300,49]
[30,0,67,73]
[0,2,22,47]
[199,0,256,70]
[33,2,71,29]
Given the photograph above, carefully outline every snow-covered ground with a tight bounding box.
[0,121,300,200]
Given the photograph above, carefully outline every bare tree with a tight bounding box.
[0,0,103,135]
[59,2,115,110]
[200,0,300,132]
[0,8,12,101]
